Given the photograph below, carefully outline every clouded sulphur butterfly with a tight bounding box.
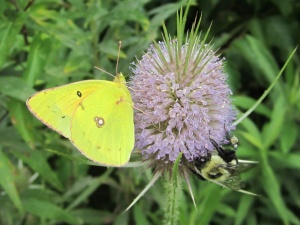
[27,73,134,167]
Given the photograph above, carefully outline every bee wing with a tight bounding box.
[210,176,259,196]
[235,160,258,173]
[238,160,259,164]
[219,171,245,190]
[237,189,260,196]
[218,160,258,173]
[206,178,241,191]
[216,161,258,192]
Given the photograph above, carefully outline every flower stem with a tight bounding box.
[163,174,182,225]
[163,153,183,225]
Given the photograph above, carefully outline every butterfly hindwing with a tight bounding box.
[71,86,134,166]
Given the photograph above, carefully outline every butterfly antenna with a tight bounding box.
[116,41,121,75]
[132,105,159,122]
[94,66,115,79]
[132,105,150,116]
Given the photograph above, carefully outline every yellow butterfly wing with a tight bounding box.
[27,75,134,166]
[70,86,134,166]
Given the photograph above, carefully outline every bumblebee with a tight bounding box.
[190,136,258,195]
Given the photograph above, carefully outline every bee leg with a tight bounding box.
[209,137,225,157]
[224,124,239,150]
[210,137,238,164]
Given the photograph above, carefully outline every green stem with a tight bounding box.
[163,174,182,225]
[163,152,183,225]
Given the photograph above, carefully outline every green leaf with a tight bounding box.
[270,0,293,16]
[149,1,196,29]
[12,150,64,191]
[262,96,286,149]
[271,153,300,170]
[0,77,36,102]
[66,170,113,210]
[234,95,271,118]
[246,35,280,84]
[234,47,297,126]
[133,203,150,225]
[8,100,35,144]
[261,163,289,225]
[0,1,9,15]
[196,185,223,224]
[235,195,255,225]
[217,203,235,217]
[0,149,23,213]
[0,20,22,69]
[114,211,129,225]
[279,121,298,154]
[71,208,114,225]
[239,117,263,149]
[45,149,92,165]
[22,195,80,225]
[0,129,63,191]
[23,34,52,86]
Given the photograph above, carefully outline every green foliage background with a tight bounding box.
[0,0,299,224]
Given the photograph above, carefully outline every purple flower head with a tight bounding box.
[130,38,236,172]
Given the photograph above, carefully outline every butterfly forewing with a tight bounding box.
[27,79,134,166]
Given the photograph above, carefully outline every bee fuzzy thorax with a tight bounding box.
[198,155,232,182]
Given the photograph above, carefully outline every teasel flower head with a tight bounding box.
[129,16,237,175]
